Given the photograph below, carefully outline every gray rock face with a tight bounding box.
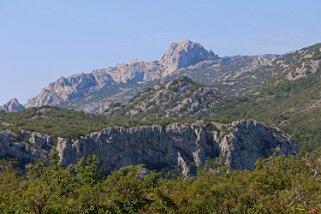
[56,124,218,177]
[0,130,53,163]
[220,119,296,170]
[0,98,25,112]
[56,119,296,175]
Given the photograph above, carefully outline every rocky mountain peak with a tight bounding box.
[0,98,25,112]
[160,40,219,75]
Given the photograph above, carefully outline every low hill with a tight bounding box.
[106,76,231,119]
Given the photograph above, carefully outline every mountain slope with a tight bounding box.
[253,43,321,115]
[209,43,321,151]
[175,54,280,95]
[106,76,229,119]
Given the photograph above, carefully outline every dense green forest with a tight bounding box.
[1,153,321,214]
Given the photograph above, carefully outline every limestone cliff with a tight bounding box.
[0,119,296,176]
[0,130,53,163]
[56,119,296,176]
[219,119,296,170]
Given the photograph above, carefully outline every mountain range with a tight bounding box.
[24,40,219,112]
[1,40,321,174]
[2,40,320,115]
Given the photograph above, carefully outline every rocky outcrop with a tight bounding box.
[219,119,296,170]
[0,130,54,163]
[0,98,25,112]
[56,119,296,176]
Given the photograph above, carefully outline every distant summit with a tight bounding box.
[0,98,25,112]
[160,40,219,75]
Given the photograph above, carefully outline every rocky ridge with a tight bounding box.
[25,40,280,112]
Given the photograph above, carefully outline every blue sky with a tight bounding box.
[0,0,321,104]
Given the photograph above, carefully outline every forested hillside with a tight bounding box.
[1,154,320,213]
